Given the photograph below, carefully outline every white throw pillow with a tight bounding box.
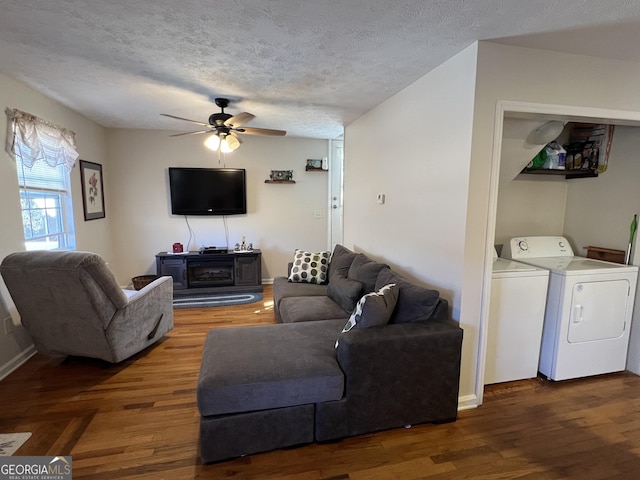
[288,249,331,284]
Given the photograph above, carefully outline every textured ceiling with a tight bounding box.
[1,1,640,139]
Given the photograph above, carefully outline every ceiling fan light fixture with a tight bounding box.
[527,120,566,145]
[204,133,240,153]
[219,137,234,153]
[204,134,221,151]
[166,98,286,150]
[225,135,240,151]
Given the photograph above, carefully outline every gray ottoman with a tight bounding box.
[197,319,345,463]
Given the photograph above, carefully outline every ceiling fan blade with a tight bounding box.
[169,130,211,137]
[161,113,209,127]
[238,127,286,136]
[224,112,255,128]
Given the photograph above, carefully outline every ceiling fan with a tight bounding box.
[161,98,286,153]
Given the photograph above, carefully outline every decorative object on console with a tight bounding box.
[287,249,331,284]
[79,160,105,221]
[161,97,286,154]
[234,237,254,252]
[173,242,184,253]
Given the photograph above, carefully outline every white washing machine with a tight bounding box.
[503,236,639,381]
[486,248,550,384]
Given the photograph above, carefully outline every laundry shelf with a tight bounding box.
[520,169,598,179]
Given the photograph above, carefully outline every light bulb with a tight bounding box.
[220,137,233,153]
[204,134,220,151]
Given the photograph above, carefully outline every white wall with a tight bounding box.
[344,44,478,403]
[106,129,329,284]
[0,73,111,378]
[494,177,568,248]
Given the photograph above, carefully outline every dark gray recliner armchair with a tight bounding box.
[0,250,174,363]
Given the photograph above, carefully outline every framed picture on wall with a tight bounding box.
[79,160,105,220]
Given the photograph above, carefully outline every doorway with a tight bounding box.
[329,139,344,249]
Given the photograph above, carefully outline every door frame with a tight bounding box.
[476,100,640,405]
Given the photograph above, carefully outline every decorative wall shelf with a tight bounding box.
[265,180,296,184]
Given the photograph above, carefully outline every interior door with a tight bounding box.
[568,279,630,343]
[329,139,344,249]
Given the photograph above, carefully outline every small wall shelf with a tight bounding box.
[520,169,598,179]
[265,179,296,184]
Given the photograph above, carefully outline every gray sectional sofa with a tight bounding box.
[197,244,463,463]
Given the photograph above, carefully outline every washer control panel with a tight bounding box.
[503,236,574,259]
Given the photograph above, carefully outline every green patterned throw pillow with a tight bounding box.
[288,249,331,284]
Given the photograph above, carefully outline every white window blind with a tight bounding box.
[16,154,68,191]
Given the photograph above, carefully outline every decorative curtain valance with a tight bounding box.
[5,108,79,170]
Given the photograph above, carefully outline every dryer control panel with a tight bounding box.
[503,236,574,259]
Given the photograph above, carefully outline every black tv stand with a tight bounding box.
[155,250,262,296]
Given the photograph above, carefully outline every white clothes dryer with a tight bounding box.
[503,236,638,381]
[486,248,549,384]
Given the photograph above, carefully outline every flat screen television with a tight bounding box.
[168,167,247,215]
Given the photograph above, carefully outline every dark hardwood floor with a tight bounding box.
[2,284,640,478]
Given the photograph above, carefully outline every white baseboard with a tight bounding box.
[0,345,36,381]
[457,394,479,411]
[262,278,274,285]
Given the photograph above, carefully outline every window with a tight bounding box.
[15,152,75,250]
[6,108,79,251]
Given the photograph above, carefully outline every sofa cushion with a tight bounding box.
[375,268,441,324]
[327,274,363,313]
[273,276,328,312]
[341,283,399,332]
[288,249,331,284]
[329,244,358,281]
[279,296,350,323]
[348,254,389,293]
[197,320,345,416]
